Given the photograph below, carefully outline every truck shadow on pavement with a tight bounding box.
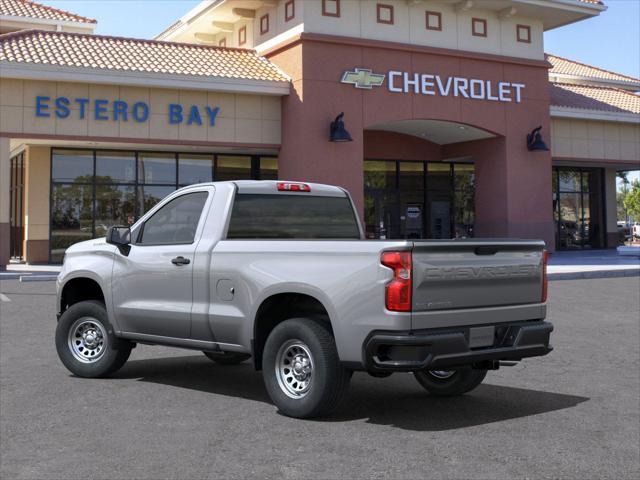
[114,355,589,432]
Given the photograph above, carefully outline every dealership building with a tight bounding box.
[1,0,639,266]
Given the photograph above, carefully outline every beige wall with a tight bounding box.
[0,78,282,146]
[301,0,544,59]
[168,0,543,59]
[551,118,640,162]
[24,146,50,243]
[604,168,618,235]
[0,137,10,267]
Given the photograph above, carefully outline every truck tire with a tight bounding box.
[262,318,351,418]
[55,300,132,378]
[203,351,251,365]
[413,368,487,396]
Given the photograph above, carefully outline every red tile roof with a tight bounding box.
[0,0,96,24]
[550,82,640,115]
[547,54,640,86]
[0,29,289,82]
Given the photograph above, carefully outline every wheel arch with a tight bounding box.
[251,289,336,370]
[59,275,106,316]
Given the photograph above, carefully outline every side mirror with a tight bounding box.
[106,226,131,255]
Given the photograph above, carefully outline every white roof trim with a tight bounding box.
[550,74,640,90]
[550,106,640,124]
[0,14,96,30]
[516,0,606,14]
[0,61,290,96]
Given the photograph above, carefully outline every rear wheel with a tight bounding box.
[203,351,251,365]
[262,318,351,418]
[55,300,132,378]
[413,368,487,396]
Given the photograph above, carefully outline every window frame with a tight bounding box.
[218,37,226,47]
[260,13,269,35]
[471,18,487,38]
[134,190,211,247]
[322,0,340,18]
[285,0,295,22]
[376,3,394,25]
[425,11,442,31]
[238,25,247,46]
[516,24,531,43]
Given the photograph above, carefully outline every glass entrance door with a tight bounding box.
[553,167,604,250]
[9,152,25,260]
[364,160,474,240]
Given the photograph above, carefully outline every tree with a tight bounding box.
[622,179,640,222]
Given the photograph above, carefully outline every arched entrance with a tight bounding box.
[363,119,499,240]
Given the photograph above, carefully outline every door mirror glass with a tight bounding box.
[106,226,131,246]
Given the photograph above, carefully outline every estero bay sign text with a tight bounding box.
[34,95,221,126]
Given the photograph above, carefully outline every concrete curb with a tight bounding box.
[549,269,640,281]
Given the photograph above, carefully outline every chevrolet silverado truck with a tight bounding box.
[55,180,553,418]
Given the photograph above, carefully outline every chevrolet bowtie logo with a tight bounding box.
[341,68,385,89]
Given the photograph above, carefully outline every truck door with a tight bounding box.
[111,189,211,339]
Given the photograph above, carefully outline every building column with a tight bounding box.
[0,136,10,270]
[24,147,51,263]
[604,168,619,248]
[473,135,555,251]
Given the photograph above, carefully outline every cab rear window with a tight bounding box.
[226,194,360,239]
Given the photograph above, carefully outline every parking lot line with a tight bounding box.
[0,293,11,302]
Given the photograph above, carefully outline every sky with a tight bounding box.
[39,0,640,185]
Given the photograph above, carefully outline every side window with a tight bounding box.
[138,192,208,245]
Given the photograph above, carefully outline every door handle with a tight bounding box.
[171,256,191,266]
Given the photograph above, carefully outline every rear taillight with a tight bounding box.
[541,250,549,302]
[277,182,311,192]
[381,251,412,312]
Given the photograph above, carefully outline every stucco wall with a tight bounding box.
[0,78,282,146]
[551,118,640,162]
[24,146,50,263]
[302,0,544,60]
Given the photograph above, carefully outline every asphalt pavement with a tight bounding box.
[1,277,638,479]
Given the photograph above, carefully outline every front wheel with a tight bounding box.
[413,368,487,396]
[55,300,132,378]
[262,318,351,418]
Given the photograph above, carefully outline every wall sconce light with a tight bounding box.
[329,112,353,142]
[527,126,549,151]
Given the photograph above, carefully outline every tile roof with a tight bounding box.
[550,82,640,115]
[547,54,640,86]
[0,29,290,82]
[0,0,96,24]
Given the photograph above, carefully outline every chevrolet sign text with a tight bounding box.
[341,68,525,103]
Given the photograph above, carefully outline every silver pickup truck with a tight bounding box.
[55,180,553,418]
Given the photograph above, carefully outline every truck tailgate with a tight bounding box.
[411,240,545,312]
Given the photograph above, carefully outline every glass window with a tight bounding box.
[179,154,213,186]
[95,185,136,236]
[364,161,396,190]
[50,183,94,262]
[138,185,176,215]
[96,151,135,183]
[138,153,176,185]
[454,163,475,191]
[227,194,360,239]
[558,169,580,192]
[259,157,278,180]
[138,192,209,245]
[216,155,252,181]
[427,163,452,191]
[399,162,423,191]
[52,150,93,183]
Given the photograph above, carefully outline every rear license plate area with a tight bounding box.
[469,326,495,348]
